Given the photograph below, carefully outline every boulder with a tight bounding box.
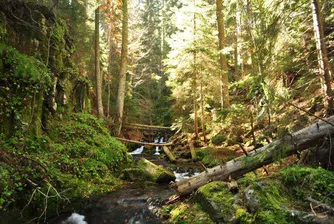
[120,168,152,182]
[244,185,260,213]
[195,181,236,223]
[136,158,176,183]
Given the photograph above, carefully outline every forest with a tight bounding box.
[0,0,333,223]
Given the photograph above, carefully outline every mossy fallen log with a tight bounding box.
[137,158,176,183]
[171,116,334,195]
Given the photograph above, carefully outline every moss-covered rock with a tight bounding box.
[136,158,176,183]
[279,165,334,206]
[163,202,214,224]
[120,168,152,182]
[161,166,334,224]
[196,181,236,223]
[239,180,294,223]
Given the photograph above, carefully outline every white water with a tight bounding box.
[154,137,164,155]
[159,137,165,143]
[130,145,145,155]
[154,146,160,155]
[173,171,200,182]
[61,213,87,224]
[130,137,165,155]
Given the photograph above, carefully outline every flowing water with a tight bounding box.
[47,137,200,224]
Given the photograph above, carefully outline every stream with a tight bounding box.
[47,137,200,224]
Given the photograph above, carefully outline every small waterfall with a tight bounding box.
[130,145,145,155]
[154,137,161,155]
[159,137,164,143]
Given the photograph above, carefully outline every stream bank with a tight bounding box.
[47,139,202,224]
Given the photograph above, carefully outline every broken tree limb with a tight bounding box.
[171,116,334,195]
[116,138,173,146]
[162,146,176,163]
[306,197,334,214]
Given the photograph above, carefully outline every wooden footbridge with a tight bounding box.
[117,123,175,147]
[123,123,173,133]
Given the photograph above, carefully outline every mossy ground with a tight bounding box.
[161,165,334,224]
[0,113,132,221]
[196,181,236,222]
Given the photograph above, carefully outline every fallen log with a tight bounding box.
[162,146,176,163]
[123,123,172,131]
[116,137,173,146]
[171,116,334,195]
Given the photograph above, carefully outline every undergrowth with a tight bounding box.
[0,113,132,221]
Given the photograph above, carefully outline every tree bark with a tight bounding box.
[234,6,240,80]
[188,134,197,161]
[171,116,334,195]
[115,0,128,135]
[311,0,334,113]
[216,0,230,109]
[193,0,199,138]
[95,7,104,119]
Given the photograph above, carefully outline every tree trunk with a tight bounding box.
[188,134,197,161]
[311,0,334,113]
[115,0,128,136]
[95,7,104,119]
[171,116,334,195]
[193,0,199,138]
[200,78,207,143]
[216,0,230,109]
[234,6,240,80]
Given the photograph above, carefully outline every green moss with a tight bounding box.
[48,113,131,171]
[235,208,255,223]
[136,158,175,183]
[168,202,214,224]
[0,113,132,220]
[237,173,257,188]
[196,181,235,222]
[0,43,51,136]
[280,165,334,206]
[196,147,219,167]
[238,178,302,224]
[120,168,152,182]
[161,203,177,219]
[211,134,227,145]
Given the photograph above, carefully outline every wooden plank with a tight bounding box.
[116,137,173,146]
